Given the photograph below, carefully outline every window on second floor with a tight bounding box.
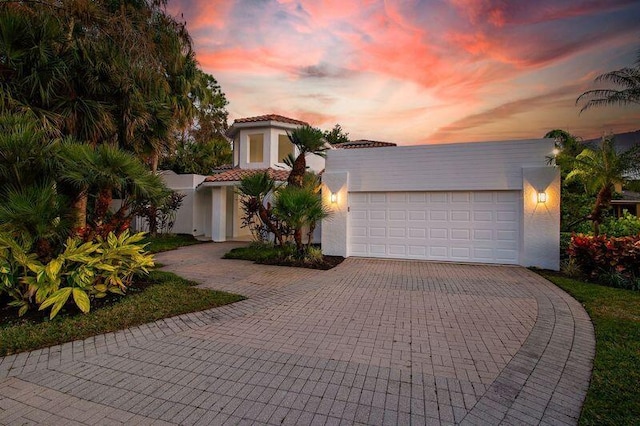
[278,134,294,163]
[248,134,264,163]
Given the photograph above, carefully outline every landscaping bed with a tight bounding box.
[223,243,344,270]
[0,270,244,356]
[538,271,640,425]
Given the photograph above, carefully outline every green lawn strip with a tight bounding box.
[223,244,290,262]
[142,234,203,253]
[538,272,640,426]
[0,271,245,356]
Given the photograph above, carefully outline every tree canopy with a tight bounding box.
[0,0,228,170]
[577,47,640,112]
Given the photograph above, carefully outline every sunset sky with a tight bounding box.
[168,0,640,145]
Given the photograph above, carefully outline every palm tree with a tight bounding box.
[59,143,168,234]
[577,48,640,112]
[286,125,327,187]
[0,0,209,169]
[273,184,328,255]
[0,113,73,258]
[237,173,283,245]
[565,136,639,235]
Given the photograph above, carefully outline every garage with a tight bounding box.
[348,191,521,264]
[321,139,561,270]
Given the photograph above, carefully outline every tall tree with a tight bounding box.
[286,125,327,188]
[577,47,640,112]
[323,124,350,145]
[0,0,213,166]
[565,137,639,235]
[161,71,231,174]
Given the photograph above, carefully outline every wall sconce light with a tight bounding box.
[330,192,337,204]
[537,191,547,203]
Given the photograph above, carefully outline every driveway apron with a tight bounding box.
[0,242,594,425]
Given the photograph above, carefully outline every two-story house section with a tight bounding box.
[197,114,326,242]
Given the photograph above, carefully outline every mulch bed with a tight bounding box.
[256,255,345,270]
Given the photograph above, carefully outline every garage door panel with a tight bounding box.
[369,193,387,203]
[451,192,470,202]
[473,192,494,203]
[388,227,406,237]
[430,210,447,221]
[451,210,470,221]
[389,210,406,221]
[348,191,521,264]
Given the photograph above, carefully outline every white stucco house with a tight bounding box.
[158,113,560,270]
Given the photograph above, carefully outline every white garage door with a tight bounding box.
[349,191,521,264]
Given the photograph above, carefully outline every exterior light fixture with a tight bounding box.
[537,191,547,203]
[330,192,337,204]
[552,148,560,156]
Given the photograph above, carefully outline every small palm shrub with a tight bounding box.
[272,185,328,256]
[1,230,154,318]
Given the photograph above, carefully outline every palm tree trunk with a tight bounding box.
[94,187,113,226]
[287,154,306,188]
[589,185,612,236]
[151,151,159,174]
[258,205,283,246]
[293,228,303,256]
[306,222,316,248]
[73,188,88,232]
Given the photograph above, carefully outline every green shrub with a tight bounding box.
[305,246,323,263]
[568,234,640,289]
[0,230,154,318]
[600,211,640,237]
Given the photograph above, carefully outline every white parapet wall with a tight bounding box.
[157,171,207,235]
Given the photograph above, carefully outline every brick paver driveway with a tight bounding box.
[0,242,594,425]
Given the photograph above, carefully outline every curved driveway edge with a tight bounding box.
[0,243,595,425]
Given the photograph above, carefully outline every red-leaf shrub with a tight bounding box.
[568,234,640,287]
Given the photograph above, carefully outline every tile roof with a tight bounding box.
[233,114,309,126]
[612,190,640,202]
[212,163,233,171]
[334,140,397,149]
[204,168,290,183]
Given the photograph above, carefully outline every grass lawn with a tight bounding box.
[224,243,289,262]
[0,271,244,356]
[539,272,640,426]
[142,233,203,253]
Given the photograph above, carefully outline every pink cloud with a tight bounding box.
[167,0,640,144]
[167,0,233,30]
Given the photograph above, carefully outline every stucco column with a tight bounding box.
[321,172,349,257]
[211,186,227,242]
[521,167,561,270]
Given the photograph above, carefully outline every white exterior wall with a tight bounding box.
[234,126,325,172]
[322,139,560,270]
[321,172,349,256]
[159,172,206,235]
[306,152,326,174]
[522,167,561,270]
[328,140,553,192]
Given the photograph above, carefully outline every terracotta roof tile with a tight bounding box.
[233,114,309,126]
[212,163,233,171]
[204,168,290,183]
[334,140,397,149]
